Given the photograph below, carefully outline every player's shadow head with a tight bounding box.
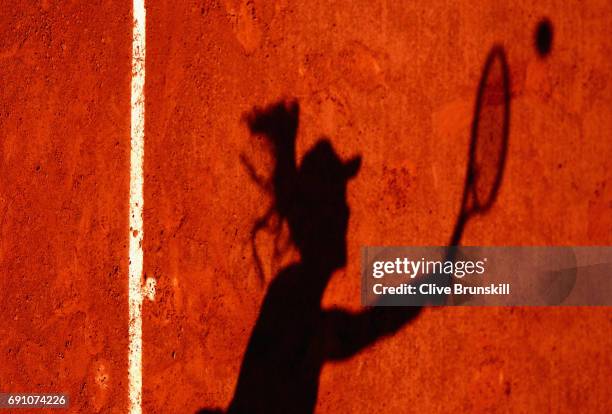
[243,100,361,277]
[289,140,360,268]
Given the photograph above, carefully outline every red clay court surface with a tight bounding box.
[2,1,612,413]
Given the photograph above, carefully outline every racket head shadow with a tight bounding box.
[467,46,511,213]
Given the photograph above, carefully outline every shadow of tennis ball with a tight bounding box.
[535,18,554,57]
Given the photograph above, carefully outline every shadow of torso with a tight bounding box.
[228,264,327,414]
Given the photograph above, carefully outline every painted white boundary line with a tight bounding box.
[129,0,146,413]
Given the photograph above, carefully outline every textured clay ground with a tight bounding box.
[0,1,131,413]
[3,0,612,413]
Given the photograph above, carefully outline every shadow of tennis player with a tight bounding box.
[197,44,512,413]
[197,101,421,414]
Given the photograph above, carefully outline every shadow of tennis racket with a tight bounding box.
[422,45,511,305]
[449,45,511,247]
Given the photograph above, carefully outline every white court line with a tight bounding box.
[129,0,145,413]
